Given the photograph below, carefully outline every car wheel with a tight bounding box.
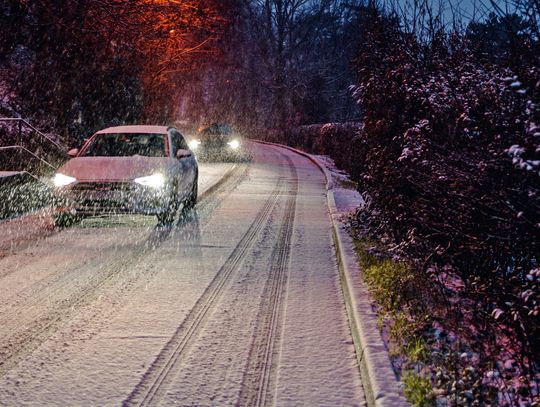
[156,182,180,225]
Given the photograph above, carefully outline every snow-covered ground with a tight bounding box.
[0,143,366,406]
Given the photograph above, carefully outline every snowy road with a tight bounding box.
[0,142,365,406]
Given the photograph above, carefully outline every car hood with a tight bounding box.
[57,156,174,182]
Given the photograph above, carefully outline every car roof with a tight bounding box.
[95,125,170,135]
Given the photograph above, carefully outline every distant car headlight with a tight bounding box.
[53,173,76,187]
[134,173,165,188]
[188,139,201,150]
[227,139,240,149]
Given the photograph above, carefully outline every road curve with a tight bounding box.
[0,142,366,406]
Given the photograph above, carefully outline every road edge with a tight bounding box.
[251,139,408,407]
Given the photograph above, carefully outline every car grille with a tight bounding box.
[72,182,135,192]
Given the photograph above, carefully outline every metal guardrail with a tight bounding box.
[0,145,56,171]
[0,117,66,154]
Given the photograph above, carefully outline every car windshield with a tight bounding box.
[82,133,167,157]
[200,123,233,137]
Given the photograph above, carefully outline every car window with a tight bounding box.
[200,123,232,136]
[82,133,166,157]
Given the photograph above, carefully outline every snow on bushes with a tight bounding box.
[349,10,540,403]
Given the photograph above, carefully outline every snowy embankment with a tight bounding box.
[314,154,364,214]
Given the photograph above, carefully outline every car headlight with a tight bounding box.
[134,173,165,188]
[53,173,76,187]
[188,139,201,150]
[227,139,240,149]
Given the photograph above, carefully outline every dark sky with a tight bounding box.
[394,0,516,26]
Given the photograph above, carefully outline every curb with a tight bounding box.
[252,139,408,407]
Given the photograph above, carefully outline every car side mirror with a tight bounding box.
[67,148,79,157]
[176,149,192,159]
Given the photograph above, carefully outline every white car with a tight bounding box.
[52,125,198,225]
[188,123,243,161]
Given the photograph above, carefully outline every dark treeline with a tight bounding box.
[176,0,362,131]
[1,0,361,138]
[0,0,229,142]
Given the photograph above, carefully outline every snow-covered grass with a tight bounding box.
[351,231,540,406]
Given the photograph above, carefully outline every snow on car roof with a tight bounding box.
[95,125,169,135]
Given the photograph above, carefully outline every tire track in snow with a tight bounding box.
[237,150,298,407]
[123,178,284,407]
[0,230,165,375]
[0,164,248,376]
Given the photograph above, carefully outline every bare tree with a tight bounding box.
[0,0,228,135]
